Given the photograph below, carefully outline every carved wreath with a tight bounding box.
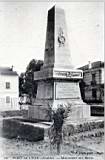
[58,27,66,47]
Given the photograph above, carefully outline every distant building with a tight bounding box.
[78,61,104,104]
[0,67,19,111]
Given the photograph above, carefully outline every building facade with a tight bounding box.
[79,61,104,104]
[0,67,19,111]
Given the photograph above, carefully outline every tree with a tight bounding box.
[19,72,25,97]
[19,59,43,104]
[48,105,66,154]
[26,59,43,72]
[48,103,72,154]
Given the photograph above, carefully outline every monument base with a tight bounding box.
[28,76,90,121]
[28,99,90,121]
[28,6,92,122]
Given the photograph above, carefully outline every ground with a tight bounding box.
[0,112,104,160]
[0,128,104,160]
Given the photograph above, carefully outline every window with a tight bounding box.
[91,73,96,85]
[92,73,96,81]
[92,89,97,99]
[6,82,10,89]
[6,96,10,103]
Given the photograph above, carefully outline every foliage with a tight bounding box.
[19,73,25,97]
[19,59,43,103]
[63,120,104,138]
[48,104,70,154]
[26,59,43,72]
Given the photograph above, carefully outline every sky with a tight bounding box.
[0,1,104,74]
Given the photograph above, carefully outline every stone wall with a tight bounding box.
[63,120,104,137]
[2,118,44,141]
[0,110,28,118]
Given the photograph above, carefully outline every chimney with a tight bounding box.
[88,61,92,69]
[11,65,14,71]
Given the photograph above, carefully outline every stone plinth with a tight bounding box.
[28,5,90,121]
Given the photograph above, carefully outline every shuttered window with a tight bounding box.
[6,82,10,89]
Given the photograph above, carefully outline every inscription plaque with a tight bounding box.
[55,82,80,99]
[54,70,83,79]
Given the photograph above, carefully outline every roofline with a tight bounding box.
[78,61,104,71]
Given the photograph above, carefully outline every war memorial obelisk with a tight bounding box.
[28,6,90,121]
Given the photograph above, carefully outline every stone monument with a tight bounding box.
[28,6,90,121]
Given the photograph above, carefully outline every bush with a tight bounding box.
[63,120,104,136]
